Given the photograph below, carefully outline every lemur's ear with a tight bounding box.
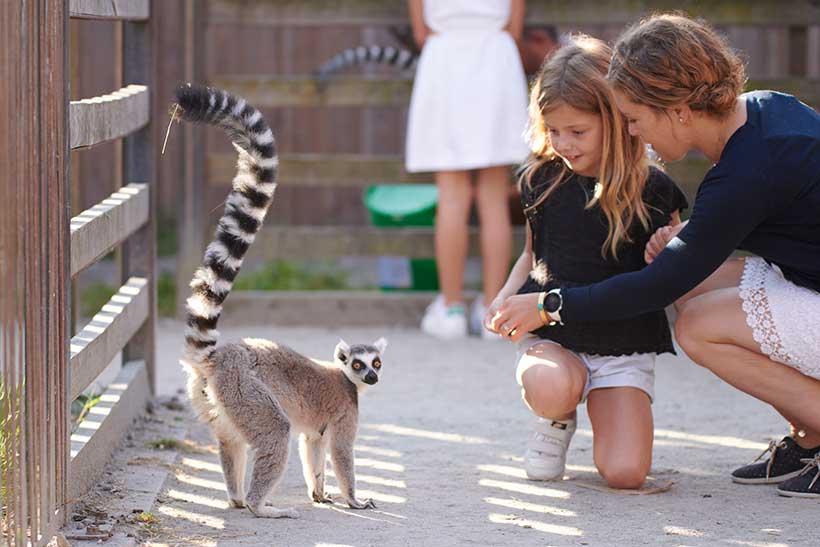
[335,339,351,363]
[373,337,388,354]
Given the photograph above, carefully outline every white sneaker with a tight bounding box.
[420,295,468,339]
[524,415,576,481]
[470,297,503,340]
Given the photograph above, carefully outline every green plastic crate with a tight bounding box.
[363,184,439,291]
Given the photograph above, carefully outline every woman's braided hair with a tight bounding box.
[608,13,747,118]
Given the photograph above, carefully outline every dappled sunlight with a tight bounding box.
[313,503,407,525]
[479,478,570,499]
[724,540,788,547]
[166,489,230,510]
[664,525,705,537]
[576,428,767,450]
[478,459,580,537]
[477,463,527,479]
[180,457,223,474]
[484,497,576,517]
[487,513,583,536]
[70,381,127,458]
[327,469,406,489]
[157,505,225,529]
[363,423,492,445]
[354,444,402,458]
[354,458,404,472]
[174,470,227,492]
[324,485,406,504]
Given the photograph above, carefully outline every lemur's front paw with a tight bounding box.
[311,491,334,504]
[229,498,245,508]
[347,498,376,510]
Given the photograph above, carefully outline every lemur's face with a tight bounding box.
[334,337,387,388]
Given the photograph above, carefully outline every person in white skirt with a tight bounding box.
[492,14,820,498]
[406,0,530,339]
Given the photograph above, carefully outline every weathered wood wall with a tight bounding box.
[71,1,820,228]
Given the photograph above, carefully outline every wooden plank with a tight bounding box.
[208,77,819,110]
[209,153,429,186]
[69,0,149,20]
[70,84,149,149]
[209,153,707,189]
[251,226,526,260]
[121,18,157,393]
[69,184,149,276]
[208,0,820,26]
[68,361,150,502]
[211,76,412,107]
[1,0,70,539]
[69,277,149,401]
[221,290,461,328]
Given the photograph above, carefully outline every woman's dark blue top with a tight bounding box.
[562,91,820,322]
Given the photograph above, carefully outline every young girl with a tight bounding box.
[486,35,688,488]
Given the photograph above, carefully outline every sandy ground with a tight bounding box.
[135,318,814,547]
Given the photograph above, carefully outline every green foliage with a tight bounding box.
[0,380,23,517]
[157,272,176,317]
[146,438,183,450]
[233,260,351,291]
[70,392,101,433]
[156,216,178,258]
[80,282,117,318]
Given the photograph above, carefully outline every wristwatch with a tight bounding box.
[544,288,563,324]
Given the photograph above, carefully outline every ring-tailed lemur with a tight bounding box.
[314,45,418,86]
[174,84,387,519]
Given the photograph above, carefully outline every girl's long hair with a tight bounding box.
[520,34,650,259]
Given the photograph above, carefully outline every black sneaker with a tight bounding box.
[731,437,820,484]
[777,453,820,498]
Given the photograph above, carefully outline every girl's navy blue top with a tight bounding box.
[517,161,688,356]
[562,91,820,322]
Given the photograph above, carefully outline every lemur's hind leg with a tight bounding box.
[216,430,247,508]
[299,433,332,503]
[215,369,298,519]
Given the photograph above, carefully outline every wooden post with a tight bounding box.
[121,4,157,394]
[0,0,70,543]
[177,0,206,317]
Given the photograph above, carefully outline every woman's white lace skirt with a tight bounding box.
[739,257,820,380]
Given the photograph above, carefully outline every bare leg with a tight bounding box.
[675,257,745,310]
[587,387,653,489]
[299,434,332,503]
[772,406,820,448]
[217,436,247,508]
[675,287,820,434]
[434,170,472,305]
[516,342,587,421]
[475,165,512,304]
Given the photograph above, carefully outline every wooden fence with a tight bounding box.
[177,0,820,322]
[0,1,156,544]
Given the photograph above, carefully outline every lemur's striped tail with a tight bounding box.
[174,84,278,373]
[314,45,417,81]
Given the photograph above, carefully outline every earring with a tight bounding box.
[678,117,685,123]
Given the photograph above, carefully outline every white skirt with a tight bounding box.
[739,257,820,379]
[405,29,530,173]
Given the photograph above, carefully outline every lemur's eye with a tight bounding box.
[352,361,363,371]
[372,360,381,369]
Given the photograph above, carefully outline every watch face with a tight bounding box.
[545,292,561,313]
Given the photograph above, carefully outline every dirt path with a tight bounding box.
[133,320,814,546]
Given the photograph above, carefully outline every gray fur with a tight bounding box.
[175,85,386,518]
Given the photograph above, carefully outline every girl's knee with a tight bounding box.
[597,460,649,490]
[520,365,582,418]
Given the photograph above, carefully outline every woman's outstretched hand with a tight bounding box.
[645,221,687,264]
[488,293,544,342]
